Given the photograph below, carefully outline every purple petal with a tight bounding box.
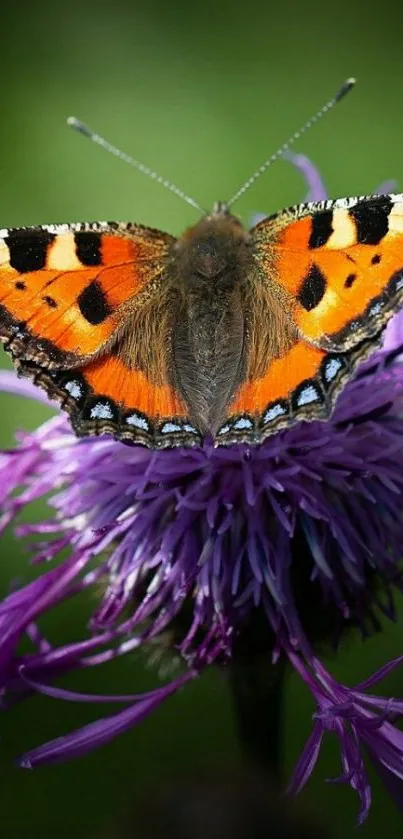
[383,310,403,351]
[367,749,403,816]
[376,180,398,195]
[20,671,194,766]
[18,665,189,704]
[355,653,403,691]
[282,151,328,201]
[287,721,324,794]
[0,371,56,406]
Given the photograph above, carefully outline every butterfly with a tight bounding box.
[1,80,402,449]
[0,192,402,449]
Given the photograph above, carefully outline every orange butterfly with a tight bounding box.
[1,80,402,449]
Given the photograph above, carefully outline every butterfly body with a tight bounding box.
[0,193,403,448]
[170,209,253,435]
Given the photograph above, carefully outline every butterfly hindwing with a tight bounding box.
[216,338,379,444]
[18,355,201,448]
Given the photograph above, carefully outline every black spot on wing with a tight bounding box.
[349,197,392,245]
[78,280,111,324]
[308,211,333,248]
[344,273,357,289]
[74,232,102,266]
[7,230,55,273]
[298,264,327,311]
[371,253,381,265]
[43,295,57,308]
[15,280,26,290]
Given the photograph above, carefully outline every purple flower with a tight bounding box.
[287,651,403,825]
[1,154,403,825]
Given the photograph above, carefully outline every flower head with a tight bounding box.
[0,155,403,823]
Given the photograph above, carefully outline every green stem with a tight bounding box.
[229,654,285,778]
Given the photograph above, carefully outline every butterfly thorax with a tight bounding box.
[170,213,253,433]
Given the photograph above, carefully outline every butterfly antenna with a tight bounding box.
[227,77,356,208]
[67,116,204,213]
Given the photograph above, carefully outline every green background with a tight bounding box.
[1,0,403,835]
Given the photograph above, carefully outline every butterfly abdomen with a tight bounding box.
[170,215,252,432]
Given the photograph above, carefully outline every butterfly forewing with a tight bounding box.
[0,222,174,364]
[252,193,403,350]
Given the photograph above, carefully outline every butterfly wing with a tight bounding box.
[216,339,377,443]
[216,194,403,445]
[0,222,173,365]
[21,355,201,448]
[0,222,201,447]
[253,193,403,351]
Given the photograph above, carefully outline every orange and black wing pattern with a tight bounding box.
[216,193,403,445]
[3,196,403,450]
[0,222,201,447]
[0,221,172,365]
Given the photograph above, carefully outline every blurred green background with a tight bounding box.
[1,0,403,835]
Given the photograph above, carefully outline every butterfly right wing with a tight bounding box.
[214,194,403,446]
[252,193,403,352]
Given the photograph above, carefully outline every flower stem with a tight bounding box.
[229,652,285,779]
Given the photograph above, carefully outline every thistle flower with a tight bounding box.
[0,155,403,825]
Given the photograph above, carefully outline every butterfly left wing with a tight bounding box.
[215,193,403,445]
[21,354,201,448]
[0,222,173,367]
[0,222,202,447]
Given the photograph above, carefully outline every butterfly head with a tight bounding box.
[175,203,248,284]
